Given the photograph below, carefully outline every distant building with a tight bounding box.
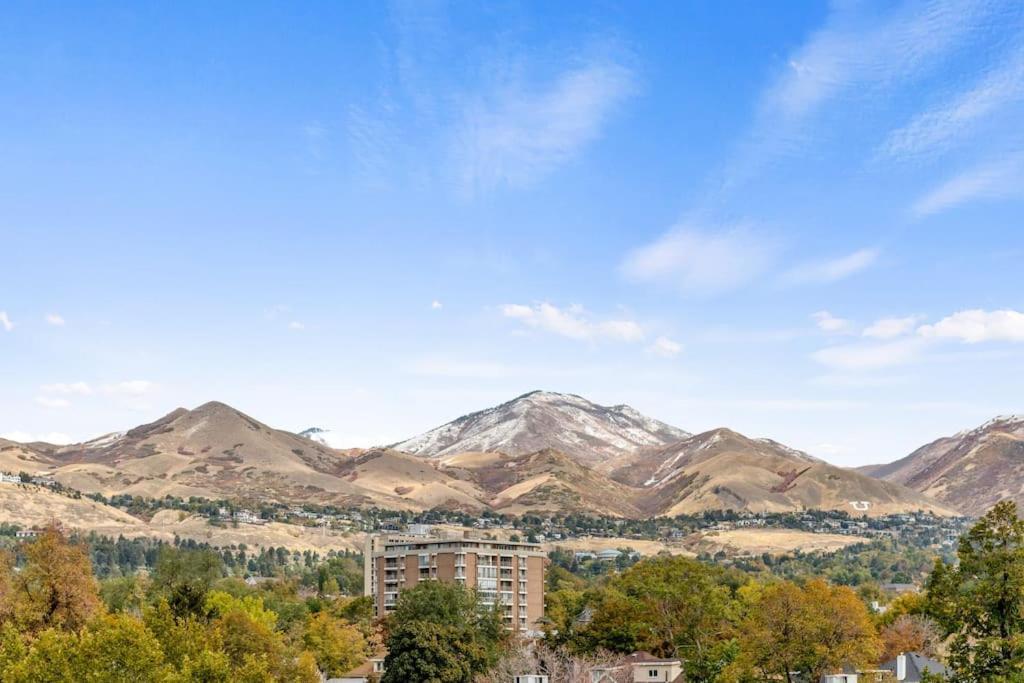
[365,533,546,633]
[233,510,266,525]
[15,529,39,539]
[590,652,684,683]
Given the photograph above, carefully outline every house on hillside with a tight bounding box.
[590,652,684,683]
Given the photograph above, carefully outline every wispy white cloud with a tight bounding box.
[355,3,636,197]
[288,321,306,331]
[454,57,635,194]
[911,158,1024,216]
[35,396,71,409]
[45,313,65,326]
[764,0,998,123]
[782,248,878,286]
[431,300,443,310]
[41,382,93,395]
[812,308,1024,370]
[715,0,1006,189]
[863,315,922,339]
[812,311,852,334]
[620,223,777,295]
[881,43,1024,159]
[648,336,683,358]
[918,308,1024,342]
[101,380,156,396]
[501,302,645,343]
[0,312,13,332]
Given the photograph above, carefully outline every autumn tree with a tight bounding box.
[732,579,879,683]
[878,614,941,662]
[9,525,102,633]
[925,500,1024,681]
[303,611,367,676]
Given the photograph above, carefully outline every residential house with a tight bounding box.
[590,652,684,683]
[879,653,947,681]
[331,657,385,683]
[819,652,947,683]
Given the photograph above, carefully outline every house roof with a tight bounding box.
[338,655,386,678]
[623,651,682,665]
[338,660,374,677]
[880,652,948,680]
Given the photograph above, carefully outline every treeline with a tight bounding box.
[0,504,1018,681]
[535,501,1024,682]
[0,527,375,681]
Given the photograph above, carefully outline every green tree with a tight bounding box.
[577,556,739,682]
[382,581,505,683]
[925,500,1024,682]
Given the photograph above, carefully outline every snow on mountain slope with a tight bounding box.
[861,414,1024,516]
[299,427,351,449]
[390,390,690,467]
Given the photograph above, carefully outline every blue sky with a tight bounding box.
[2,0,1023,466]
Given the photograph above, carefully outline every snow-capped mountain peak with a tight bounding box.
[389,390,690,466]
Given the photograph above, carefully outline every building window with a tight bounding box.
[648,671,659,678]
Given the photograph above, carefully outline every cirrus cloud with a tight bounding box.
[782,248,879,286]
[620,223,777,296]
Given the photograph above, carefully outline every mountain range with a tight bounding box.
[860,415,1024,517]
[0,390,973,518]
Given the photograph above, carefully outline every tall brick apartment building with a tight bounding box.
[364,532,546,633]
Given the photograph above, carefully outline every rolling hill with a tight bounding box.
[860,415,1024,516]
[0,394,960,518]
[46,401,372,505]
[626,428,956,517]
